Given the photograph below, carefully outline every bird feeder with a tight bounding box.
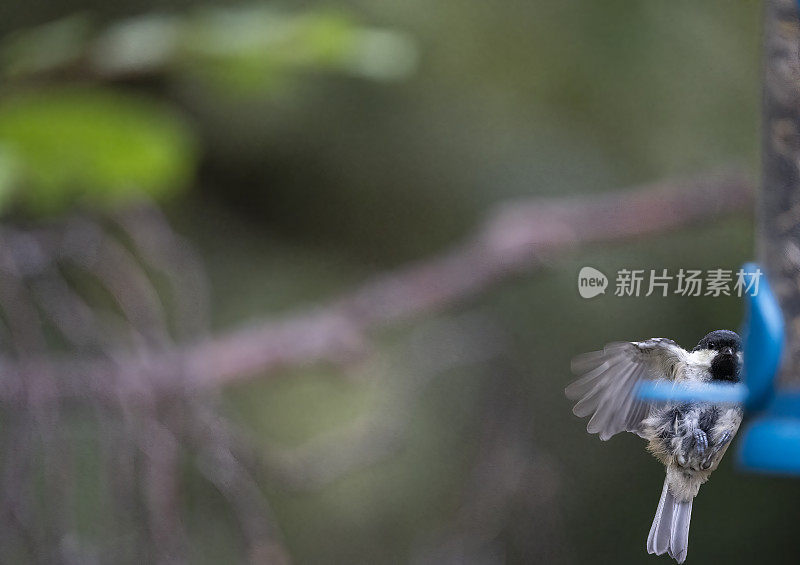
[638,0,800,475]
[738,0,800,474]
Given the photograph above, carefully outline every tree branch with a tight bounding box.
[184,169,754,390]
[0,169,754,402]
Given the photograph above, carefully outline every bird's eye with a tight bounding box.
[707,342,714,349]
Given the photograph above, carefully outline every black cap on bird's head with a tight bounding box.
[693,329,742,382]
[693,329,741,354]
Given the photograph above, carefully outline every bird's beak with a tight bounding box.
[721,346,734,356]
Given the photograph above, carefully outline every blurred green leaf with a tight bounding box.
[2,8,417,96]
[90,14,178,76]
[177,7,417,93]
[0,88,197,213]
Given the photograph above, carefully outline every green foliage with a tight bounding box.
[2,8,417,93]
[179,8,388,91]
[0,88,197,214]
[0,6,417,215]
[94,7,417,93]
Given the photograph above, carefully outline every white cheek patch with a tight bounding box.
[688,349,714,367]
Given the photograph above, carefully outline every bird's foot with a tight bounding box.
[676,429,708,470]
[692,429,708,456]
[700,431,733,470]
[715,430,733,447]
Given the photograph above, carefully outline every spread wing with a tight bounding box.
[565,338,688,441]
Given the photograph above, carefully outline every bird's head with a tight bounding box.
[693,329,742,382]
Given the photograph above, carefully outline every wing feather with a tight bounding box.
[566,339,687,440]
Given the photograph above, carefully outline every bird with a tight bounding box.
[565,329,743,564]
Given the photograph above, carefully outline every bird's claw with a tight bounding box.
[692,429,708,457]
[676,429,710,470]
[715,431,733,448]
[700,431,733,470]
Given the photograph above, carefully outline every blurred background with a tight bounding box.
[0,1,796,564]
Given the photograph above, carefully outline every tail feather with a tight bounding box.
[647,479,693,564]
